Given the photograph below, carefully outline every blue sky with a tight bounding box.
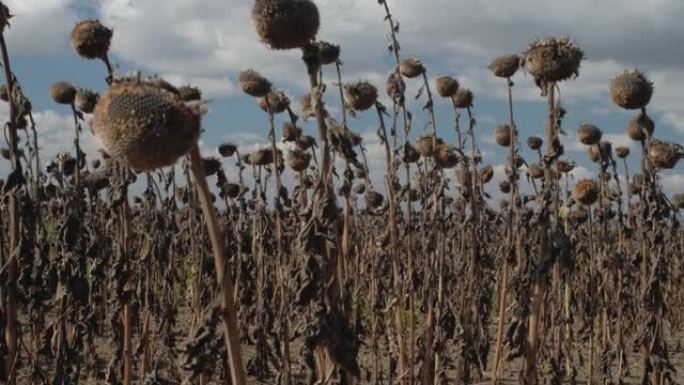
[3,0,684,197]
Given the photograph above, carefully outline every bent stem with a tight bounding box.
[188,145,246,385]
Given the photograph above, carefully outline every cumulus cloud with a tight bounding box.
[0,108,102,177]
[161,73,236,99]
[2,0,684,197]
[34,110,100,159]
[660,171,684,196]
[89,0,684,141]
[4,0,80,56]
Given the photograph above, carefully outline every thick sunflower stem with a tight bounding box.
[189,145,246,385]
[524,81,556,385]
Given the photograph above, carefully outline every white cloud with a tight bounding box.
[603,133,634,150]
[34,109,100,160]
[562,130,635,155]
[648,69,684,134]
[660,171,684,195]
[568,165,596,181]
[0,108,102,178]
[2,0,684,199]
[87,0,684,150]
[161,73,236,99]
[4,0,79,56]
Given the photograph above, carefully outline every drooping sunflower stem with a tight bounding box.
[102,54,114,84]
[188,145,247,385]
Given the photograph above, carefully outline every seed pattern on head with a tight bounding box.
[527,136,543,150]
[317,41,341,65]
[557,160,575,173]
[403,143,420,164]
[400,57,425,78]
[577,123,602,146]
[415,136,444,157]
[524,37,583,83]
[365,190,384,209]
[494,124,515,147]
[75,89,99,113]
[615,146,630,159]
[177,86,202,102]
[57,152,78,176]
[588,141,612,163]
[223,182,241,199]
[453,88,474,108]
[386,72,406,101]
[257,90,290,114]
[296,135,315,151]
[282,122,302,142]
[627,112,655,141]
[648,142,680,169]
[528,163,544,180]
[480,165,494,184]
[508,154,524,169]
[574,179,599,206]
[71,19,113,60]
[202,157,222,176]
[50,81,77,105]
[239,70,272,98]
[610,70,653,110]
[489,54,521,78]
[92,79,201,171]
[344,81,378,112]
[435,144,458,169]
[83,171,110,192]
[299,93,318,118]
[218,143,237,158]
[248,148,277,166]
[286,150,311,172]
[252,0,320,50]
[435,76,459,98]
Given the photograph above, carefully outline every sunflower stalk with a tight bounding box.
[189,145,247,385]
[0,23,21,385]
